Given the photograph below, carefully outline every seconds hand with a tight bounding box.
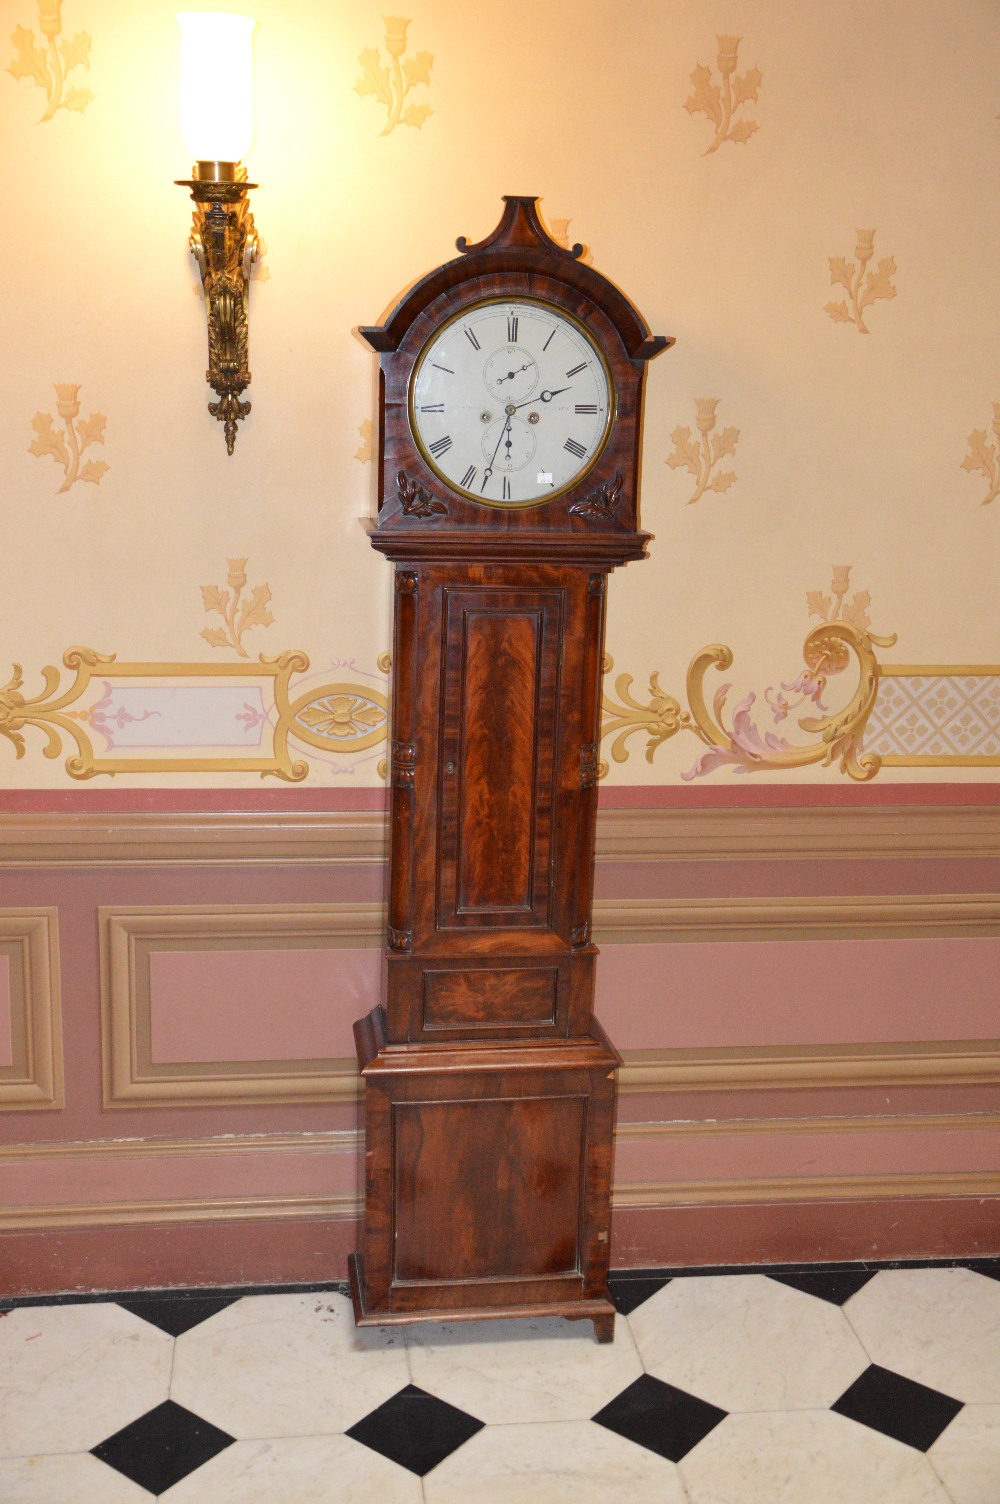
[482,414,512,491]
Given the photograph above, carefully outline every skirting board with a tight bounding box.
[1,1190,997,1296]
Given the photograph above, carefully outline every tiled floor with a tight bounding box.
[2,1262,999,1501]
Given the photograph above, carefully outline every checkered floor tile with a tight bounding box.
[2,1262,998,1501]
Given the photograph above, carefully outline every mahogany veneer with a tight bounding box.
[351,197,670,1340]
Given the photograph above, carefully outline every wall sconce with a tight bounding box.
[175,12,258,455]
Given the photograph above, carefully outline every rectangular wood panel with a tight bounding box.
[392,1094,586,1283]
[421,966,560,1031]
[459,608,539,911]
[437,587,563,932]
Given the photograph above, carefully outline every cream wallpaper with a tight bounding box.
[1,0,998,787]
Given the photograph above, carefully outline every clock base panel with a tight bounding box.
[348,1254,616,1344]
[351,1005,619,1344]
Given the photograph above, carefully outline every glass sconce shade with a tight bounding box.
[178,11,255,164]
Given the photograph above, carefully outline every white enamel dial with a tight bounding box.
[409,297,613,507]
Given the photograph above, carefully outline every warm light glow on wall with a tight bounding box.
[177,11,255,164]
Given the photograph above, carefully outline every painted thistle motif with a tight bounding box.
[201,558,275,658]
[960,403,1000,506]
[825,230,897,333]
[355,418,373,463]
[666,398,739,504]
[684,35,761,154]
[354,16,433,136]
[547,216,593,265]
[29,385,108,493]
[7,0,92,121]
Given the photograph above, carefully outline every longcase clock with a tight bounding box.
[350,197,672,1342]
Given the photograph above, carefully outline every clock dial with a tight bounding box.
[409,298,613,507]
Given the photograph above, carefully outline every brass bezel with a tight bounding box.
[408,295,616,509]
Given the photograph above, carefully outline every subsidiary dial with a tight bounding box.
[409,298,613,508]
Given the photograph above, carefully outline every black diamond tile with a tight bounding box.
[91,1399,235,1494]
[347,1383,484,1476]
[766,1269,877,1306]
[831,1364,963,1452]
[115,1294,238,1337]
[593,1373,727,1463]
[607,1273,672,1315]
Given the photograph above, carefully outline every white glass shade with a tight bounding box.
[178,12,255,163]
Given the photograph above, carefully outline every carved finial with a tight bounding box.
[456,196,581,258]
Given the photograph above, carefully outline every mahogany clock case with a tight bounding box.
[350,198,671,1341]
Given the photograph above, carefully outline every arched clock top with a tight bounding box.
[359,196,675,363]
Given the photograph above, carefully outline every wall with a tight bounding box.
[1,0,998,1292]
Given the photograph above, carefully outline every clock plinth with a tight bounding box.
[352,198,671,1340]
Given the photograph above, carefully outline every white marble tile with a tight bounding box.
[0,1451,152,1502]
[158,1436,422,1504]
[680,1410,953,1504]
[928,1403,1000,1504]
[844,1267,1000,1403]
[423,1419,688,1504]
[170,1291,409,1438]
[0,1303,172,1457]
[627,1273,869,1412]
[405,1314,643,1423]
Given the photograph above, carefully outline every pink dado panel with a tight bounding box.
[597,937,1000,1051]
[148,947,379,1064]
[0,955,12,1068]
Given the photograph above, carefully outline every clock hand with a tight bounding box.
[512,387,571,410]
[482,415,512,489]
[494,363,534,384]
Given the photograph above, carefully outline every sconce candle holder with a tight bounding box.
[176,160,258,454]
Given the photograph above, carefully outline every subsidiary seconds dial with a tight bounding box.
[409,298,613,507]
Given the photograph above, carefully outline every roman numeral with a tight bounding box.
[429,435,453,457]
[542,329,557,351]
[461,464,477,488]
[420,403,444,413]
[507,315,519,341]
[431,362,455,374]
[566,362,588,377]
[575,403,599,414]
[464,328,481,350]
[564,437,587,459]
[502,476,511,500]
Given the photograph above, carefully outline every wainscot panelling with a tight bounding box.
[100,905,379,1107]
[0,909,63,1111]
[96,894,1000,1108]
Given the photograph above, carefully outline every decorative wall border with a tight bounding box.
[0,909,63,1111]
[97,897,1000,1107]
[100,904,377,1108]
[2,642,998,784]
[1,651,309,780]
[3,802,999,867]
[871,664,1000,766]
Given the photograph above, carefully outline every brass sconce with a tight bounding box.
[176,12,258,455]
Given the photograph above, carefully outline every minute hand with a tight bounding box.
[513,387,571,410]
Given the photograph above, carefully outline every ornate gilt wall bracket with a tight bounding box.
[176,163,258,455]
